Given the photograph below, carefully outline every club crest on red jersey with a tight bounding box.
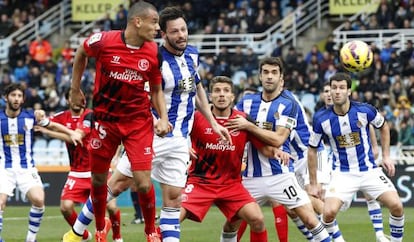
[138,59,149,71]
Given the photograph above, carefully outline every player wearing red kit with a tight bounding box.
[180,76,290,242]
[35,90,123,242]
[66,2,170,242]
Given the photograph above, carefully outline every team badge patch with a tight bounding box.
[138,59,149,71]
[90,138,102,149]
[87,33,102,45]
[274,112,279,119]
[356,120,362,128]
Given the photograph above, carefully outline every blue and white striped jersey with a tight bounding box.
[309,101,384,172]
[286,92,324,164]
[0,109,36,169]
[236,90,298,177]
[155,45,201,138]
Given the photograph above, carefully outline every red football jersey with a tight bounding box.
[51,109,93,172]
[188,109,263,185]
[83,31,161,121]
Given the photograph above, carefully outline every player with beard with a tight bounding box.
[64,2,171,242]
[179,76,293,242]
[60,6,230,242]
[0,83,45,242]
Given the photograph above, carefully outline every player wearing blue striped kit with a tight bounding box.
[285,91,345,242]
[308,72,405,242]
[224,57,331,242]
[0,83,45,242]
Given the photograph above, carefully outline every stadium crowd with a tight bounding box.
[0,0,414,147]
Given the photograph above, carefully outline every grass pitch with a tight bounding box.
[1,206,413,241]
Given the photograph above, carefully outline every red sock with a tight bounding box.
[63,209,90,238]
[250,229,268,242]
[110,208,121,239]
[91,184,107,231]
[138,183,156,235]
[237,220,248,242]
[273,205,288,242]
[63,209,78,225]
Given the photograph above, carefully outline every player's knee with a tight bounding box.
[31,197,45,208]
[136,182,151,193]
[388,200,404,217]
[91,174,107,187]
[0,200,6,211]
[59,204,72,215]
[247,214,265,232]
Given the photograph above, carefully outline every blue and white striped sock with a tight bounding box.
[26,205,44,241]
[160,207,180,242]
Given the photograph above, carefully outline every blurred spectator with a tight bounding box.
[114,4,127,30]
[230,45,246,73]
[60,40,74,63]
[271,38,283,57]
[376,2,393,28]
[388,121,399,145]
[324,34,336,55]
[0,69,14,91]
[319,51,334,73]
[364,90,381,107]
[379,41,394,63]
[8,37,28,70]
[0,13,12,38]
[200,24,215,50]
[304,69,322,95]
[29,35,52,66]
[182,2,199,34]
[393,95,411,120]
[99,12,114,31]
[24,87,43,109]
[389,78,406,107]
[385,50,401,76]
[398,118,414,146]
[27,66,42,89]
[13,59,29,83]
[374,74,391,107]
[324,63,337,82]
[357,75,373,95]
[305,44,323,64]
[294,52,307,76]
[400,40,413,75]
[284,46,298,74]
[264,2,281,27]
[214,59,232,77]
[252,9,268,33]
[244,47,259,76]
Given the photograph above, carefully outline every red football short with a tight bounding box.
[181,182,255,223]
[60,176,91,203]
[89,118,154,173]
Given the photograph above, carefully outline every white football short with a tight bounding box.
[0,167,43,197]
[294,150,331,188]
[242,173,311,209]
[325,167,397,211]
[117,136,189,188]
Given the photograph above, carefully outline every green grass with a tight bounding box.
[1,206,413,241]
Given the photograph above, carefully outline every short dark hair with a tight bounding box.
[329,72,352,88]
[3,83,25,98]
[159,6,186,32]
[127,1,157,22]
[209,76,234,93]
[259,57,284,75]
